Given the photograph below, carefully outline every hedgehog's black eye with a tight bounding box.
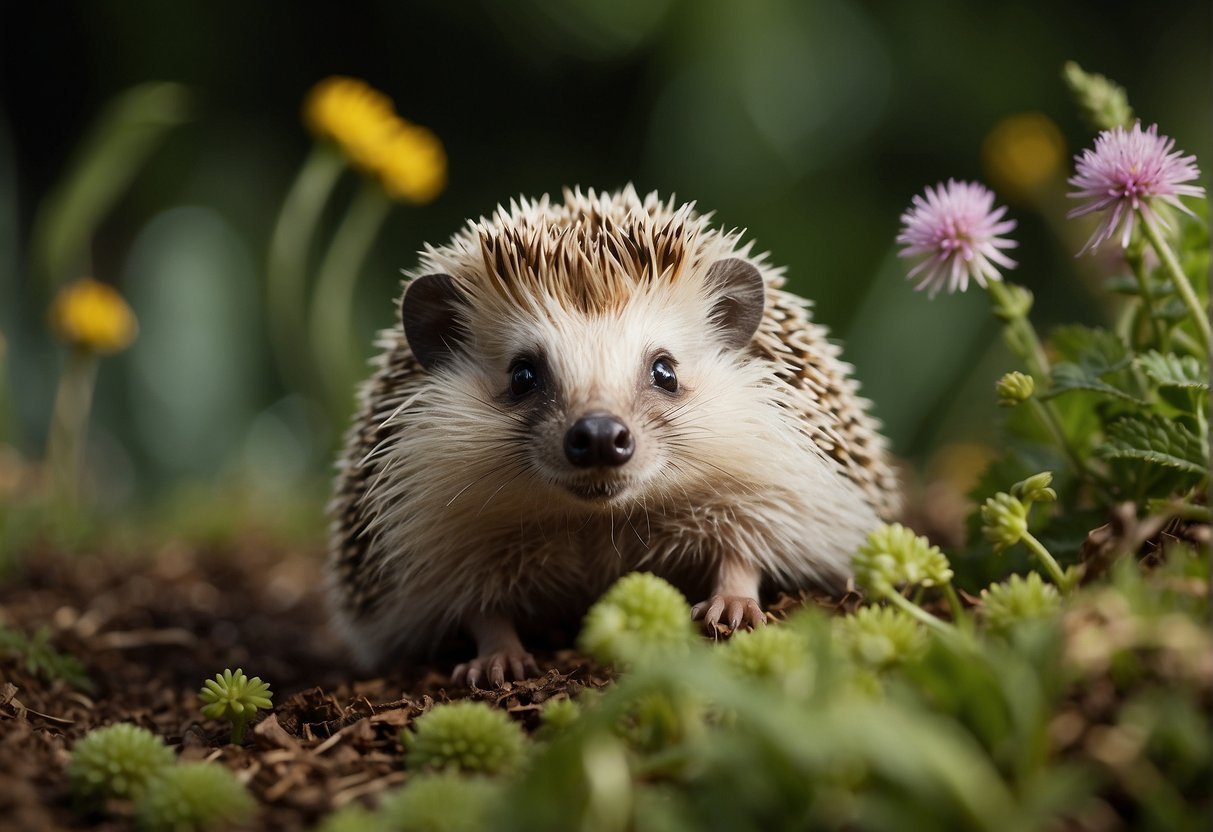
[651,357,678,393]
[509,359,539,399]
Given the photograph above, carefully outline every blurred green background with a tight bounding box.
[0,0,1208,535]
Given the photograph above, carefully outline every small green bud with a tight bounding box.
[1011,471,1057,505]
[995,371,1035,406]
[853,523,954,594]
[68,724,175,805]
[1063,61,1134,131]
[835,605,928,670]
[134,762,254,832]
[981,493,1028,554]
[316,804,387,832]
[404,701,527,775]
[980,572,1062,635]
[578,572,694,667]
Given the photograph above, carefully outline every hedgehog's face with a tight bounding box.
[401,258,767,508]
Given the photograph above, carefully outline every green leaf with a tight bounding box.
[1100,415,1209,477]
[1136,351,1209,391]
[1044,325,1143,403]
[1049,325,1130,371]
[1045,362,1146,404]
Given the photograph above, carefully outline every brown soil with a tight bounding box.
[0,542,620,831]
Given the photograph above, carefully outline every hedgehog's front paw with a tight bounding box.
[691,595,766,634]
[452,649,540,689]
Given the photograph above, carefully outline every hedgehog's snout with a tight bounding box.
[563,412,634,468]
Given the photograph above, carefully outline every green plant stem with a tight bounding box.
[1124,243,1166,349]
[1026,398,1090,482]
[230,715,247,745]
[267,143,347,392]
[941,583,969,630]
[1020,532,1070,593]
[46,348,99,504]
[987,280,1051,381]
[1139,210,1211,350]
[881,587,957,638]
[309,181,393,418]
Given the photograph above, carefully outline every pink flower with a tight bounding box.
[897,180,1018,297]
[1067,122,1205,254]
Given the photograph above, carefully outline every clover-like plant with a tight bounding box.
[720,623,813,694]
[199,668,273,745]
[835,605,929,671]
[852,523,963,633]
[134,762,254,832]
[980,572,1063,636]
[578,572,695,668]
[404,701,527,776]
[67,723,175,805]
[981,472,1077,592]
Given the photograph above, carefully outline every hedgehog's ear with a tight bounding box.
[401,274,469,371]
[705,258,765,350]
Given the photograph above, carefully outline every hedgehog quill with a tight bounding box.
[329,187,901,686]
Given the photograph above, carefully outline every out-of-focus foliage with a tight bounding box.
[0,0,1208,529]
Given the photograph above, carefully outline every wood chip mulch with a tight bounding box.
[0,542,618,831]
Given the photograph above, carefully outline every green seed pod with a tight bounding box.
[404,701,527,775]
[68,723,175,805]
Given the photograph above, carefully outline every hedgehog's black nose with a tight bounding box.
[565,412,634,468]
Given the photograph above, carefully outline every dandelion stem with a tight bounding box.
[1139,210,1211,349]
[1021,531,1070,592]
[987,280,1051,381]
[46,349,98,504]
[267,144,347,392]
[309,181,393,418]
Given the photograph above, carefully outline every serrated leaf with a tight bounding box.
[1100,415,1209,477]
[1136,351,1209,391]
[1044,362,1147,404]
[1050,325,1130,371]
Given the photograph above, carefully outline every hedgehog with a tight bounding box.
[328,186,901,686]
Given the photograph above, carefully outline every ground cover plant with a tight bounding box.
[0,64,1208,831]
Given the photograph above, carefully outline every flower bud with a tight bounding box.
[995,371,1035,406]
[1011,471,1057,505]
[1063,62,1134,132]
[981,493,1028,554]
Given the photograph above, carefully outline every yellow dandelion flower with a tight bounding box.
[377,124,447,204]
[982,112,1066,200]
[50,278,138,354]
[303,76,447,203]
[304,76,398,173]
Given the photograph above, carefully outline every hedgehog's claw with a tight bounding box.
[692,595,766,635]
[452,649,540,689]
